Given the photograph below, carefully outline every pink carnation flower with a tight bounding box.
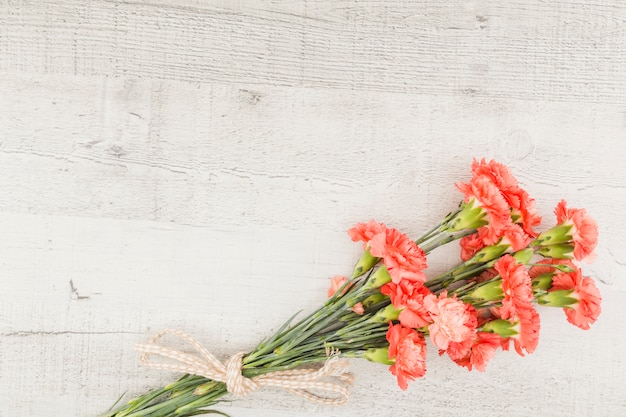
[470,159,541,236]
[445,337,474,361]
[369,227,427,284]
[459,229,487,261]
[456,174,511,235]
[554,200,599,262]
[551,267,602,330]
[470,158,519,192]
[423,292,477,351]
[348,220,386,247]
[500,307,540,356]
[327,275,349,298]
[381,280,433,328]
[494,255,533,321]
[443,303,479,361]
[456,158,541,239]
[461,224,531,262]
[508,187,542,237]
[498,223,533,252]
[453,332,501,372]
[349,221,427,284]
[386,323,427,390]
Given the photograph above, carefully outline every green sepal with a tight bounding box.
[352,248,379,278]
[361,292,387,308]
[481,319,518,337]
[513,248,534,264]
[446,199,488,232]
[370,304,400,323]
[467,244,508,265]
[363,265,392,289]
[545,262,576,273]
[534,224,573,246]
[537,289,578,307]
[468,279,504,302]
[536,244,575,259]
[531,273,554,292]
[364,347,394,365]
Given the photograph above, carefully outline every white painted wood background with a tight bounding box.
[1,1,625,416]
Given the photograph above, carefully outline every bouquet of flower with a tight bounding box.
[102,159,601,417]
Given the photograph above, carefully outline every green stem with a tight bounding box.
[421,229,476,254]
[104,253,388,417]
[414,223,446,246]
[425,261,490,293]
[414,208,463,247]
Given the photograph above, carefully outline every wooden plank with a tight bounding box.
[1,212,623,416]
[1,1,625,416]
[0,1,624,103]
[1,74,625,232]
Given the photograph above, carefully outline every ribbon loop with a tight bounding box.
[135,330,353,405]
[224,352,258,396]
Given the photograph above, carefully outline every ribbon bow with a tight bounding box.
[135,329,354,405]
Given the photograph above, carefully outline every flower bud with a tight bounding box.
[193,381,222,396]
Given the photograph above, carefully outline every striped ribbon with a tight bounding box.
[135,329,354,406]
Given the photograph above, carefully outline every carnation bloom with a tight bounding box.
[550,267,602,330]
[367,226,428,284]
[469,159,541,235]
[455,159,541,240]
[456,174,512,236]
[554,200,599,261]
[462,224,532,265]
[459,229,487,261]
[327,275,349,298]
[348,220,386,248]
[443,303,479,360]
[508,187,542,237]
[500,307,540,356]
[494,255,533,321]
[452,332,501,372]
[386,323,427,390]
[348,221,428,284]
[498,223,533,252]
[381,281,433,328]
[470,158,519,192]
[444,337,474,361]
[423,292,477,350]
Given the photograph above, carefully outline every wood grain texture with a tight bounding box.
[1,1,625,103]
[1,1,625,416]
